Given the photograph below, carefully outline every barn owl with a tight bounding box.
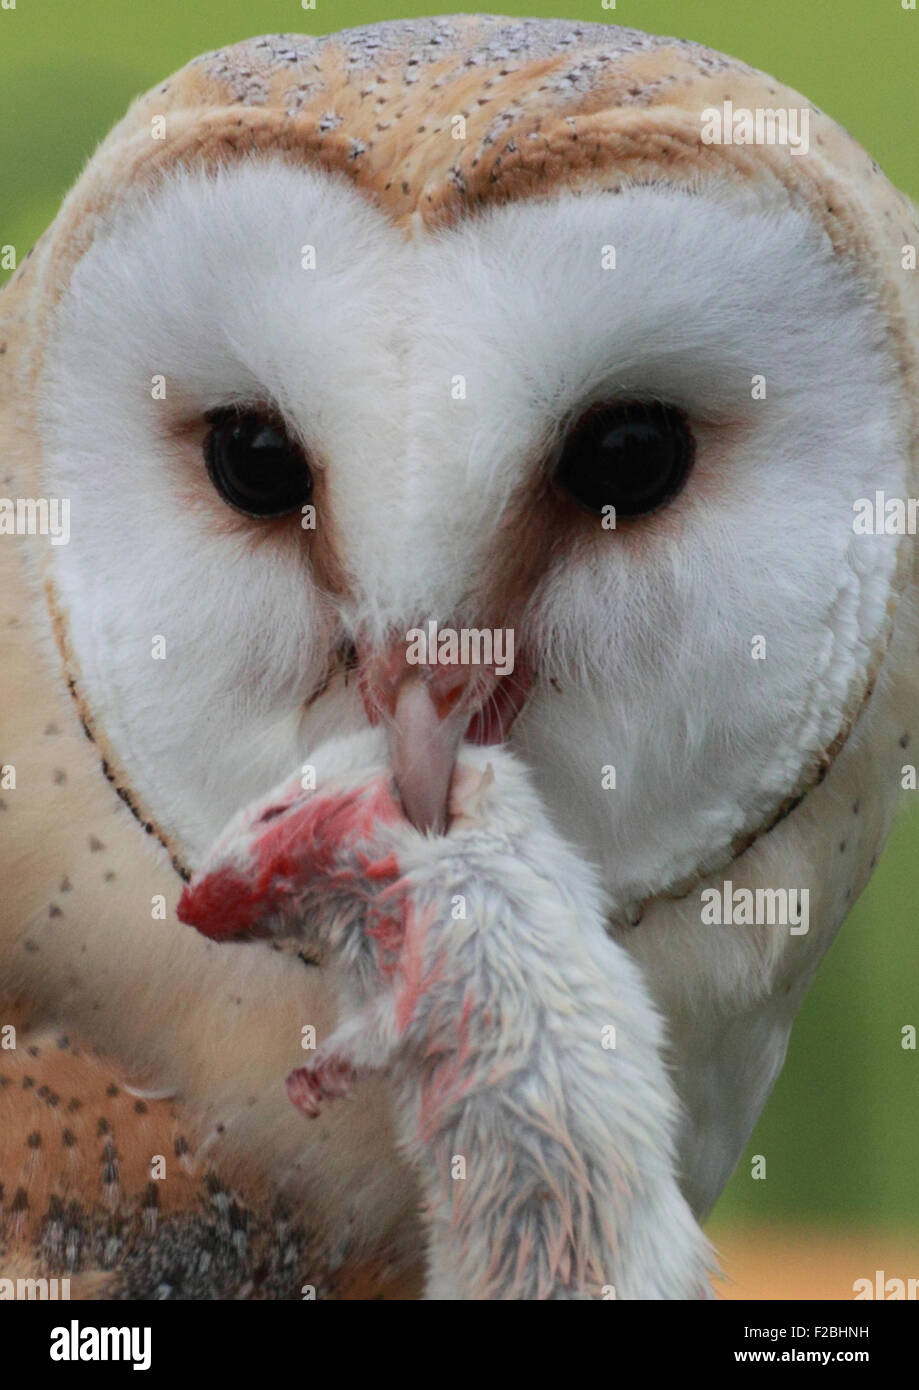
[1,15,917,1300]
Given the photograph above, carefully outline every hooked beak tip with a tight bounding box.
[387,676,465,834]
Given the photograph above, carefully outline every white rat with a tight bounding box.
[178,729,712,1300]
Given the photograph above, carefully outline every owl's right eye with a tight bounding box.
[204,408,313,519]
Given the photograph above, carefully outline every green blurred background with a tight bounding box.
[2,0,917,1287]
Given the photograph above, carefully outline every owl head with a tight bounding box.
[2,18,918,1240]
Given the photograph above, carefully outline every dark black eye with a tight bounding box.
[204,409,313,518]
[553,401,694,518]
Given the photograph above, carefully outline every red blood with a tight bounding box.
[393,902,446,1035]
[178,776,404,942]
[359,635,535,744]
[417,988,475,1142]
[286,1067,323,1118]
[286,1056,357,1117]
[177,868,274,941]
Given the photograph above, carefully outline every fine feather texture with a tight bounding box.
[27,155,919,1232]
[3,15,919,1296]
[179,730,713,1299]
[41,161,907,902]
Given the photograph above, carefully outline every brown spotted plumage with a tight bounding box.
[1,16,918,1298]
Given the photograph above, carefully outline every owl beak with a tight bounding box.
[361,643,492,833]
[387,675,469,834]
[361,633,532,833]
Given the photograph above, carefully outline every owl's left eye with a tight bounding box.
[204,408,313,519]
[553,401,694,518]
